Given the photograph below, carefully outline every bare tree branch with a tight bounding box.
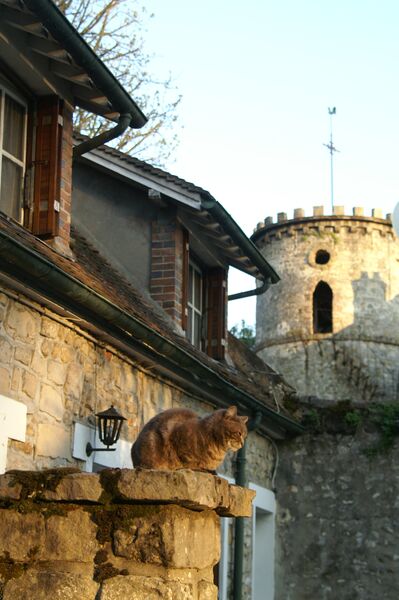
[55,0,181,166]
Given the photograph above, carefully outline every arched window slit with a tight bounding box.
[313,281,333,333]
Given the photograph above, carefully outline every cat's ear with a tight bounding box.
[240,415,248,424]
[225,406,238,418]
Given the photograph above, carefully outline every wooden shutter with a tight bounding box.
[205,267,227,360]
[32,96,63,237]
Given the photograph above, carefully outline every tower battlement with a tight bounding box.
[253,206,392,234]
[252,206,394,244]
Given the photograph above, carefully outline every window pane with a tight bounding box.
[194,312,201,349]
[0,156,23,220]
[3,94,25,160]
[194,269,202,310]
[187,306,193,343]
[188,264,193,303]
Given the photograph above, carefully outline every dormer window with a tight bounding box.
[0,86,27,222]
[313,281,333,333]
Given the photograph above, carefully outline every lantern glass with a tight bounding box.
[96,405,126,448]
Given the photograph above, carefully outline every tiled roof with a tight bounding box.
[74,133,210,197]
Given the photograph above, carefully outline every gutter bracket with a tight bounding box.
[73,113,131,160]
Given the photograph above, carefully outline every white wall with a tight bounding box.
[0,395,27,473]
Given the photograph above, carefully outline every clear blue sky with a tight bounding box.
[143,0,399,327]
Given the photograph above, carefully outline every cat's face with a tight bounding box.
[223,406,248,450]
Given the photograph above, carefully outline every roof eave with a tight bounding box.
[201,195,280,284]
[23,0,147,128]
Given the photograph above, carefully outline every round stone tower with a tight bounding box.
[252,205,399,403]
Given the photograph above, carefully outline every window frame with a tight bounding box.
[0,82,28,224]
[186,258,204,350]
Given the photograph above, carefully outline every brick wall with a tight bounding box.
[150,214,185,326]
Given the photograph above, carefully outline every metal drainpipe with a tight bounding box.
[228,277,270,301]
[73,113,131,159]
[232,411,262,600]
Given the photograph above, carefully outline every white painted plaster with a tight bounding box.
[0,395,27,474]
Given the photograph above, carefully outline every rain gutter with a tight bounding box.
[0,227,304,438]
[73,114,131,159]
[228,277,271,301]
[24,0,147,134]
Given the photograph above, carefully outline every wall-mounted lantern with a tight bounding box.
[86,405,126,457]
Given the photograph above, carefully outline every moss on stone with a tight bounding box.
[93,562,127,583]
[6,468,81,500]
[0,552,27,586]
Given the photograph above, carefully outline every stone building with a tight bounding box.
[0,2,303,598]
[252,206,399,600]
[253,206,399,403]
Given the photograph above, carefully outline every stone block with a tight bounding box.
[31,351,47,377]
[113,505,220,569]
[218,483,255,518]
[41,509,98,561]
[14,346,33,366]
[0,366,10,394]
[0,510,45,561]
[111,469,253,516]
[5,303,39,343]
[372,207,383,218]
[100,575,194,600]
[294,208,305,219]
[40,317,61,339]
[22,370,38,399]
[313,206,324,217]
[0,474,22,500]
[47,360,67,386]
[332,205,345,216]
[3,571,99,600]
[39,383,64,420]
[42,472,103,502]
[36,423,71,459]
[198,580,218,600]
[10,366,21,391]
[114,469,229,511]
[64,363,84,398]
[0,336,12,363]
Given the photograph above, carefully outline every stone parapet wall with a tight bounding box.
[0,468,255,599]
[253,206,393,240]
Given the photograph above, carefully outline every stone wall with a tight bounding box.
[0,468,255,599]
[0,284,276,600]
[274,422,399,600]
[0,284,275,486]
[253,210,399,401]
[0,286,181,471]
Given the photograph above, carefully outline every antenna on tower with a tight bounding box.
[323,107,339,210]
